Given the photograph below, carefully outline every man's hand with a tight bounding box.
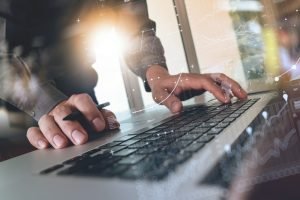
[146,65,248,113]
[27,93,120,149]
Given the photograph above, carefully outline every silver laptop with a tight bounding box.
[0,0,293,199]
[0,92,279,199]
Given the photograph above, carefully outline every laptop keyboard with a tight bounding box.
[40,98,259,180]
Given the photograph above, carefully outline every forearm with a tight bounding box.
[117,0,168,91]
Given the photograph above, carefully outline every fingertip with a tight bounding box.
[92,117,106,132]
[53,135,68,149]
[224,97,230,104]
[37,139,49,149]
[107,116,120,130]
[238,88,248,100]
[71,130,88,145]
[171,101,182,113]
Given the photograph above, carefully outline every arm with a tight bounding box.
[0,1,120,149]
[116,0,168,91]
[117,0,247,112]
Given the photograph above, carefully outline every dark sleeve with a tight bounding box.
[20,82,68,121]
[0,0,69,121]
[0,58,68,121]
[116,0,168,91]
[0,0,12,19]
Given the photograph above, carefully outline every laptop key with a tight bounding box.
[179,133,202,141]
[206,128,223,135]
[90,149,113,158]
[229,113,240,118]
[113,148,137,157]
[128,141,152,149]
[151,139,175,148]
[136,147,159,155]
[145,135,161,142]
[114,135,136,142]
[189,127,209,134]
[186,142,205,152]
[118,155,146,165]
[222,117,236,123]
[110,145,126,153]
[216,122,230,128]
[198,122,218,128]
[195,135,215,143]
[134,134,151,140]
[101,141,122,149]
[119,139,140,146]
[162,131,186,139]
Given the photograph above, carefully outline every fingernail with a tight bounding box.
[224,93,230,103]
[53,135,65,148]
[171,102,181,113]
[107,117,120,130]
[93,117,105,131]
[71,130,86,145]
[37,140,47,149]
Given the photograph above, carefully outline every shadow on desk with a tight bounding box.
[0,109,35,162]
[0,137,34,162]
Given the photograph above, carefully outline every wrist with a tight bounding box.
[146,65,169,89]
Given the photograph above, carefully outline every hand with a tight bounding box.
[146,65,248,113]
[26,93,120,149]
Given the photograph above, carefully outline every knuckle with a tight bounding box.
[53,105,68,116]
[26,127,36,138]
[219,73,226,78]
[152,92,161,103]
[72,93,91,104]
[102,110,116,118]
[174,87,182,95]
[38,114,51,127]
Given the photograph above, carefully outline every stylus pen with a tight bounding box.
[63,102,110,121]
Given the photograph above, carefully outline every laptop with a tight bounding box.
[0,3,291,200]
[0,92,280,199]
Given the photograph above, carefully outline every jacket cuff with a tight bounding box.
[26,82,68,121]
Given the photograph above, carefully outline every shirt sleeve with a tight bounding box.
[26,82,68,121]
[2,78,68,121]
[116,0,168,92]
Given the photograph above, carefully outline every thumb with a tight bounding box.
[153,88,183,113]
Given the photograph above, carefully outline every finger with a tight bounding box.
[27,127,49,149]
[69,94,106,132]
[152,86,183,113]
[102,109,120,130]
[52,104,88,145]
[164,74,229,103]
[38,115,69,149]
[210,73,248,99]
